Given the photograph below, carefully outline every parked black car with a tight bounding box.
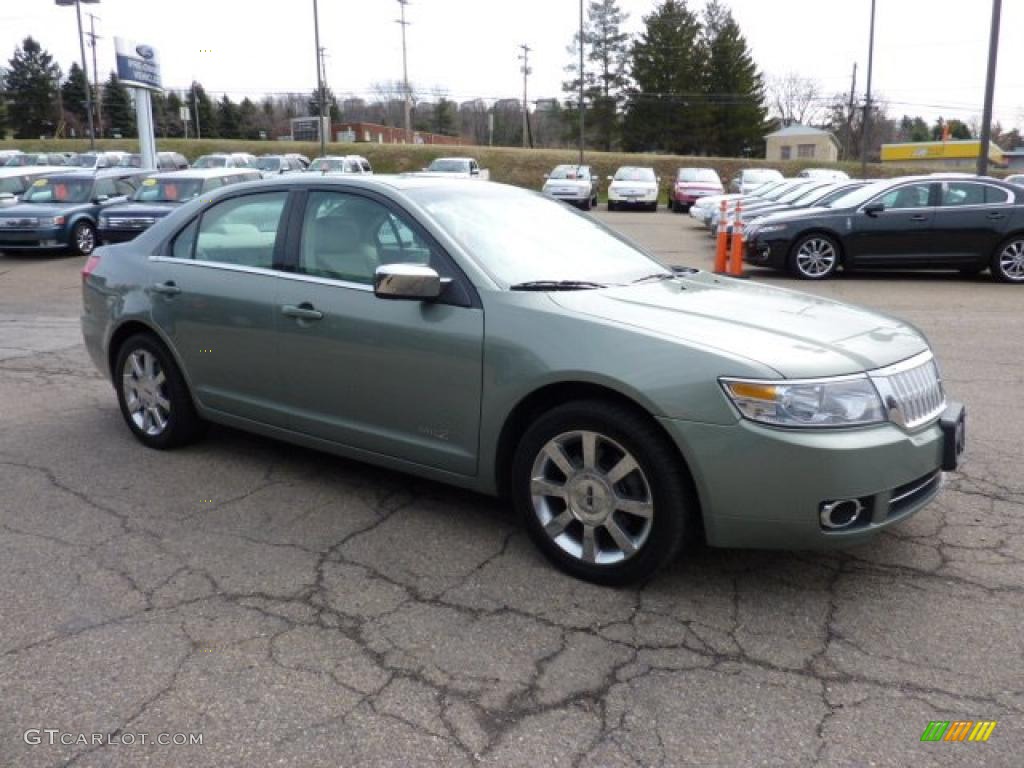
[0,169,148,255]
[98,168,262,243]
[744,175,1024,283]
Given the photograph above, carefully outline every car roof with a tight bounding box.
[43,168,142,180]
[148,168,258,180]
[0,165,67,177]
[212,174,516,197]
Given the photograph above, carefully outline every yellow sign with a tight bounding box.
[33,178,48,186]
[143,178,157,186]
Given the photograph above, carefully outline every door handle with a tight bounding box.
[151,280,181,296]
[281,303,324,321]
[909,214,929,222]
[986,212,1006,220]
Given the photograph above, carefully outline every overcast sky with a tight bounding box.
[3,0,1021,130]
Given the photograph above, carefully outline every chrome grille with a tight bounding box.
[870,352,945,430]
[108,217,155,228]
[2,217,38,228]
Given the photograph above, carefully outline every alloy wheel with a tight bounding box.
[529,430,654,566]
[795,237,837,278]
[121,349,171,436]
[75,223,95,255]
[997,239,1024,281]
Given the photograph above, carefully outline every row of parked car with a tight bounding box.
[539,163,852,212]
[688,173,1024,283]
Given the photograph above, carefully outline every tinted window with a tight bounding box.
[941,182,985,207]
[134,178,203,202]
[878,183,931,209]
[114,179,136,196]
[171,218,199,259]
[985,185,1011,204]
[21,177,93,203]
[202,177,223,192]
[298,191,440,284]
[94,179,117,199]
[194,192,287,268]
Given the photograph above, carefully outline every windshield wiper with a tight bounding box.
[509,280,607,291]
[630,272,675,284]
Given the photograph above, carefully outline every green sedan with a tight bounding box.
[81,176,966,584]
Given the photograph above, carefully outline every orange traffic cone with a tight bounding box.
[713,200,728,273]
[728,203,747,278]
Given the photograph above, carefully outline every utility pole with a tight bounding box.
[845,61,857,161]
[313,0,326,156]
[518,44,532,149]
[977,0,1002,176]
[396,0,412,140]
[578,0,585,165]
[192,81,201,140]
[86,12,102,138]
[55,0,98,149]
[860,0,876,178]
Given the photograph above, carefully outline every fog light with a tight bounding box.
[820,498,864,530]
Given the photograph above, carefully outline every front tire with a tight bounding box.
[789,233,841,280]
[579,196,591,211]
[71,220,96,256]
[114,333,206,449]
[511,400,691,585]
[991,236,1024,283]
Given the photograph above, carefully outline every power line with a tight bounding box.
[395,0,411,136]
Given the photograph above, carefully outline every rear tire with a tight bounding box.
[512,399,691,585]
[580,196,591,211]
[647,201,658,212]
[990,236,1024,283]
[114,333,206,449]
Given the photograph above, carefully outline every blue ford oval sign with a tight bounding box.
[114,37,162,91]
[136,45,155,60]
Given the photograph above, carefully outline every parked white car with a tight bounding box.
[541,164,600,210]
[307,155,373,174]
[416,157,489,179]
[729,168,783,194]
[607,166,660,211]
[798,168,850,181]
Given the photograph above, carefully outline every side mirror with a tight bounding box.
[470,168,479,176]
[607,176,614,181]
[374,263,443,301]
[863,201,884,216]
[94,194,110,204]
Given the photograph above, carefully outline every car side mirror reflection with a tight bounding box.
[863,202,884,216]
[374,263,443,301]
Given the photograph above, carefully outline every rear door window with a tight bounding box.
[193,191,287,269]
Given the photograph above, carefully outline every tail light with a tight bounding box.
[82,254,100,282]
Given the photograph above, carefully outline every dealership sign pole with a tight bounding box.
[114,37,162,170]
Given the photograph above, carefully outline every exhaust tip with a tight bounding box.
[820,498,865,530]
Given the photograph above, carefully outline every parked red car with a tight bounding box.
[669,168,724,213]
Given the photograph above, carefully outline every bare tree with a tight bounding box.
[767,72,823,126]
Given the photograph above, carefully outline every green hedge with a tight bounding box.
[0,137,943,190]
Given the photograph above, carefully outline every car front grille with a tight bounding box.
[2,217,39,229]
[869,352,946,430]
[888,470,943,519]
[107,217,156,228]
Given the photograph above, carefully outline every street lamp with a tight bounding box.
[55,0,99,149]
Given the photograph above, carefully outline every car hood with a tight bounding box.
[749,206,837,229]
[102,202,180,217]
[0,202,86,217]
[548,272,928,378]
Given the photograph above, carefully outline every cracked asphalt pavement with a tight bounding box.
[1,209,1022,767]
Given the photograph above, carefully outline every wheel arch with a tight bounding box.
[106,319,193,394]
[493,380,705,537]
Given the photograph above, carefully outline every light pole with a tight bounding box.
[578,0,584,165]
[396,0,412,139]
[313,0,326,157]
[977,0,1002,176]
[519,44,531,149]
[860,0,876,178]
[55,0,98,149]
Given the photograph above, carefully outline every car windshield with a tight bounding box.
[743,170,782,183]
[194,156,227,168]
[428,159,470,173]
[779,183,828,203]
[819,184,866,206]
[69,154,99,167]
[410,186,668,286]
[677,169,719,183]
[826,180,891,209]
[20,177,93,203]
[256,157,281,171]
[761,182,806,201]
[132,178,203,203]
[118,155,142,167]
[309,158,345,172]
[549,166,584,180]
[0,177,26,194]
[4,155,36,167]
[614,168,656,182]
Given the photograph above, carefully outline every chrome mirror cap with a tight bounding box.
[374,263,442,301]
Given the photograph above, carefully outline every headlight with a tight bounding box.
[757,223,788,233]
[721,376,886,428]
[43,215,65,226]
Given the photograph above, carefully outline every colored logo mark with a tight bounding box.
[920,721,997,742]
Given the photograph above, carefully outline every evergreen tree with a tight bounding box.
[237,97,261,139]
[434,97,456,136]
[623,1,705,154]
[101,71,135,137]
[217,94,240,138]
[701,1,766,157]
[6,37,61,138]
[308,87,339,121]
[0,66,10,139]
[931,117,971,141]
[164,91,184,138]
[60,61,91,129]
[188,82,217,138]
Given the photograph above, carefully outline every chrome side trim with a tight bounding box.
[148,255,374,292]
[890,471,942,506]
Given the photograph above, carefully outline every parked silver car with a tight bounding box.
[541,164,600,210]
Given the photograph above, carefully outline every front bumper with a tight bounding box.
[744,235,792,270]
[0,227,68,251]
[542,187,590,204]
[660,409,955,549]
